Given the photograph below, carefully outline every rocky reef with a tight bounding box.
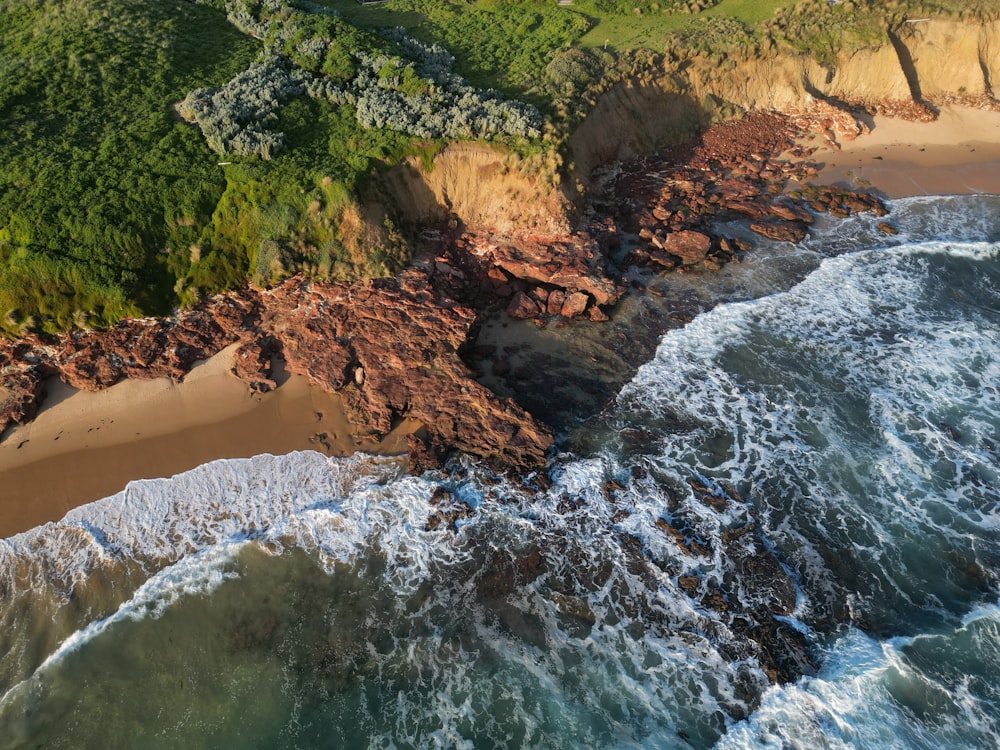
[617,112,887,275]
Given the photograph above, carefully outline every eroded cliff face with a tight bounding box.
[983,20,1000,94]
[687,55,826,113]
[569,18,1000,188]
[376,143,574,237]
[567,80,703,189]
[359,19,997,239]
[898,18,996,98]
[706,18,1000,107]
[826,43,915,102]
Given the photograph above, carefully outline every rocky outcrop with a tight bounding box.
[0,369,45,437]
[615,112,887,274]
[55,296,259,390]
[0,296,257,432]
[0,274,553,471]
[416,230,623,322]
[258,273,552,469]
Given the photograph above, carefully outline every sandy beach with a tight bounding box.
[804,104,1000,197]
[0,345,421,538]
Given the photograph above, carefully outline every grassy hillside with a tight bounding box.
[0,0,261,332]
[0,0,995,335]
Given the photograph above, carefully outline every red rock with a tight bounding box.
[662,230,713,265]
[546,289,566,316]
[586,306,609,322]
[484,236,622,306]
[750,221,808,243]
[506,291,540,319]
[231,337,278,393]
[560,292,590,319]
[487,267,509,285]
[647,250,680,270]
[0,365,45,436]
[768,200,814,224]
[0,272,553,472]
[265,273,552,470]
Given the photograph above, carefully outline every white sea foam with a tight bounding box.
[0,444,760,746]
[0,453,474,699]
[797,195,1000,259]
[618,240,1000,625]
[717,602,1000,750]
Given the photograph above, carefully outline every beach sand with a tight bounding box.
[0,345,421,538]
[801,105,1000,197]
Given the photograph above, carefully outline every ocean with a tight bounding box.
[1,195,998,748]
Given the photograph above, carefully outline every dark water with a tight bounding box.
[1,196,999,748]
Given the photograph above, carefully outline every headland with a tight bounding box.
[3,5,1000,539]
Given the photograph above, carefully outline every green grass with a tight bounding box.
[575,0,799,51]
[1,0,992,334]
[0,0,260,332]
[703,0,798,24]
[316,0,593,98]
[577,12,692,52]
[0,0,418,331]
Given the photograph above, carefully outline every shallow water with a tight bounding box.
[1,196,999,748]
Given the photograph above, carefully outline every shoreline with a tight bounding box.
[803,105,1000,198]
[3,105,999,540]
[0,345,421,538]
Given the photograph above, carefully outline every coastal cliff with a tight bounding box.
[370,18,999,235]
[375,144,574,237]
[300,18,999,241]
[569,18,999,189]
[2,15,998,475]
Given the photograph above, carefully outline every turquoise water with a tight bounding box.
[1,196,998,748]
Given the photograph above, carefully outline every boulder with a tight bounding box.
[750,220,808,243]
[506,291,541,319]
[560,292,590,319]
[662,230,713,265]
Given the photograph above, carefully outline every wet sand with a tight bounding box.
[803,105,1000,197]
[0,345,421,538]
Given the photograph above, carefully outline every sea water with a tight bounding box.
[0,196,998,748]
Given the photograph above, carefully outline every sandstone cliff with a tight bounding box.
[361,18,996,234]
[569,18,1000,188]
[375,143,574,237]
[898,18,998,98]
[567,81,703,188]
